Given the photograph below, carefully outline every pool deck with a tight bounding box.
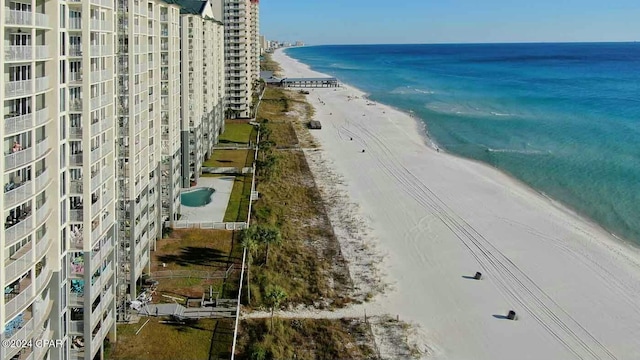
[180,177,234,222]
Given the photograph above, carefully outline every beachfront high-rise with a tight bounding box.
[212,0,260,119]
[1,1,223,359]
[176,0,225,187]
[1,0,118,359]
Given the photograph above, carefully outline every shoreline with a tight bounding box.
[274,48,640,359]
[281,48,640,255]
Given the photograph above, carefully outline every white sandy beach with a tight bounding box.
[273,49,640,360]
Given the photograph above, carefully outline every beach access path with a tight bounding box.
[273,49,640,360]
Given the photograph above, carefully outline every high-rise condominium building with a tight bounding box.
[178,1,225,187]
[1,1,223,359]
[212,0,259,119]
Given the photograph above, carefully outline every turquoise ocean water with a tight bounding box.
[286,43,640,245]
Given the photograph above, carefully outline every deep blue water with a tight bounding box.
[286,43,640,245]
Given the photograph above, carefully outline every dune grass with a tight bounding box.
[246,88,352,308]
[235,318,376,360]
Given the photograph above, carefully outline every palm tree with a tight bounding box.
[256,225,281,266]
[240,227,258,304]
[265,285,287,332]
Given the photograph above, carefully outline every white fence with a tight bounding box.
[164,221,247,230]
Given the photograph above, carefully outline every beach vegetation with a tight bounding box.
[235,318,377,360]
[264,285,287,331]
[243,87,352,309]
[261,53,283,76]
[241,227,260,304]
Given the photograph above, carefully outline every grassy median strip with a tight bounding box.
[223,175,252,222]
[218,121,256,145]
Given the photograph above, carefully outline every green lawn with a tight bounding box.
[223,175,252,222]
[111,318,222,360]
[219,122,255,145]
[203,149,253,168]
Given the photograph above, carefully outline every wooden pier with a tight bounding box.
[278,77,339,88]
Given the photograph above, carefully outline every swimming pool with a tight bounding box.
[181,187,215,207]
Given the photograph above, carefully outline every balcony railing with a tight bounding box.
[36,200,50,226]
[69,45,82,57]
[5,147,34,171]
[69,18,82,30]
[5,283,33,320]
[3,318,34,360]
[70,208,83,222]
[35,45,48,60]
[5,243,34,284]
[34,12,49,27]
[5,45,32,61]
[4,9,32,25]
[69,153,83,166]
[5,79,33,97]
[4,113,33,135]
[35,169,50,193]
[4,181,33,209]
[35,138,50,159]
[35,108,49,126]
[35,77,49,92]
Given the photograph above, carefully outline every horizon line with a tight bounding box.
[286,40,639,47]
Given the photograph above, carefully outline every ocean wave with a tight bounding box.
[486,148,551,155]
[390,86,436,95]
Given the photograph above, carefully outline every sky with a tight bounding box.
[260,0,640,45]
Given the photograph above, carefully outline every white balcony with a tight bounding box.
[34,13,49,27]
[101,117,112,132]
[35,200,51,226]
[5,79,33,97]
[91,121,101,136]
[35,138,50,159]
[91,224,102,244]
[90,19,110,31]
[3,318,35,360]
[5,283,33,320]
[101,212,114,234]
[5,45,32,61]
[4,243,34,284]
[69,153,83,166]
[69,45,82,57]
[91,172,101,192]
[35,265,52,292]
[35,77,49,92]
[102,94,112,107]
[90,146,101,163]
[69,320,84,334]
[35,108,49,126]
[35,169,50,193]
[35,45,49,60]
[102,141,113,157]
[5,147,34,171]
[70,209,83,222]
[36,236,51,260]
[4,113,33,135]
[4,9,32,25]
[69,18,82,30]
[90,96,101,110]
[4,181,33,209]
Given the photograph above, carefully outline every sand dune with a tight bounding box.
[273,49,640,360]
